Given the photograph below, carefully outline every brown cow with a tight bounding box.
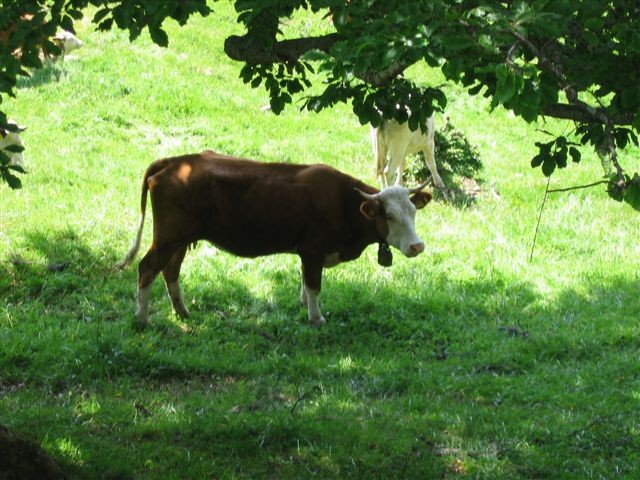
[117,151,432,327]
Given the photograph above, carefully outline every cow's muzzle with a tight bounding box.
[406,242,425,257]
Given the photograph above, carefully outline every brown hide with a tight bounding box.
[146,151,380,257]
[121,150,434,327]
[138,151,383,291]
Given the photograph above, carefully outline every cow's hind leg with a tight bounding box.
[423,116,447,195]
[422,145,446,191]
[136,245,176,327]
[299,270,308,307]
[372,127,389,187]
[162,245,190,318]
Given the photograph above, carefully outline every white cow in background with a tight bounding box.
[0,121,25,167]
[51,30,83,59]
[371,113,446,191]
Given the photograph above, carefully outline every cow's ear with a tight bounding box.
[359,200,380,220]
[410,191,432,210]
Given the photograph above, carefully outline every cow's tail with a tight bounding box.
[115,159,170,270]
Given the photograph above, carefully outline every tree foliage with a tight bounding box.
[2,0,640,209]
[0,0,211,187]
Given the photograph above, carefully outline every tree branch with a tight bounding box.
[224,33,339,65]
[224,33,409,86]
[547,180,610,193]
[541,103,633,125]
[226,29,635,125]
[510,31,612,123]
[510,30,627,182]
[355,60,411,87]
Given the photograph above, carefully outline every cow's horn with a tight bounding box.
[408,181,430,194]
[354,187,379,200]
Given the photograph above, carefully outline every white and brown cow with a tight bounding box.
[117,151,432,327]
[372,114,446,191]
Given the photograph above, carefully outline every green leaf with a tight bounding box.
[301,50,331,62]
[531,153,544,168]
[250,76,262,88]
[149,25,169,47]
[541,157,556,176]
[495,67,516,105]
[569,146,581,163]
[553,149,567,169]
[8,164,26,173]
[4,144,24,154]
[623,175,640,211]
[1,168,22,189]
[98,18,114,31]
[584,17,603,30]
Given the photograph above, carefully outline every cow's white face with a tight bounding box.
[358,185,432,257]
[54,30,83,53]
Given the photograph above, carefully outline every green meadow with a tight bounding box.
[2,3,640,478]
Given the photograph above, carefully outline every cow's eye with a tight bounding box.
[386,214,395,222]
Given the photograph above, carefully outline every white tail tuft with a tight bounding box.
[114,213,145,270]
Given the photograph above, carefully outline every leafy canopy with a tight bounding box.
[2,0,640,209]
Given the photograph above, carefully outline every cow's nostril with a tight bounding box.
[410,242,425,255]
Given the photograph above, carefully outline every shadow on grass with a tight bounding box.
[2,227,640,478]
[2,228,127,322]
[16,62,62,90]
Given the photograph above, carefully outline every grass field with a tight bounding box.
[2,3,640,478]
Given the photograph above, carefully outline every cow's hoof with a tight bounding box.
[174,306,190,319]
[132,315,149,331]
[309,315,326,327]
[436,187,451,202]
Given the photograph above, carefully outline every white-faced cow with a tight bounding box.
[116,151,432,327]
[371,114,446,191]
[51,30,83,59]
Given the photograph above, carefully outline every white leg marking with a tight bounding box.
[300,272,308,306]
[135,284,152,326]
[304,286,326,326]
[166,280,190,318]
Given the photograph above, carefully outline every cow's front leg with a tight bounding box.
[387,143,406,186]
[300,255,325,326]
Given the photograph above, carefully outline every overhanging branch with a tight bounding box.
[224,33,339,65]
[542,103,633,125]
[225,31,635,125]
[224,33,410,86]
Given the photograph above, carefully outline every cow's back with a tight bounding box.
[147,151,367,258]
[380,117,434,156]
